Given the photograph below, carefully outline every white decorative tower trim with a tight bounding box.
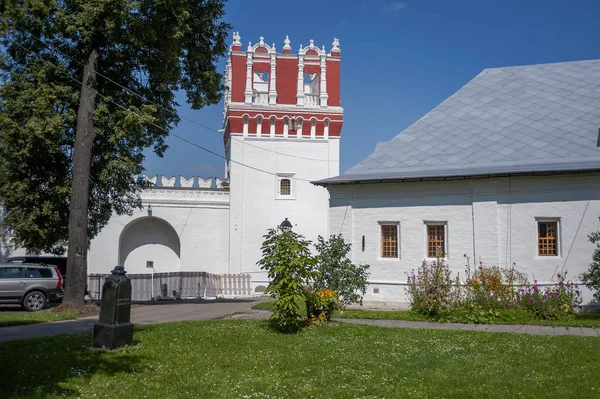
[319,45,328,107]
[232,31,241,48]
[269,42,277,105]
[332,38,340,54]
[283,35,291,52]
[244,42,253,104]
[296,45,305,106]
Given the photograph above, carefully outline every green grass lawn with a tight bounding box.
[253,300,600,327]
[0,308,79,327]
[0,305,99,327]
[1,319,599,398]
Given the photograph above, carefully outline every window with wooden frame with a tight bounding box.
[538,221,558,256]
[279,179,291,196]
[381,225,398,258]
[427,224,446,258]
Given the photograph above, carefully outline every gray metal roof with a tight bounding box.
[316,59,600,185]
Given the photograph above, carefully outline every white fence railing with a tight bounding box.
[87,272,252,301]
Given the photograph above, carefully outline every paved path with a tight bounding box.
[0,298,269,343]
[336,318,600,337]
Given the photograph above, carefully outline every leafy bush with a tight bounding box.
[581,231,600,300]
[257,228,316,333]
[406,259,459,317]
[313,235,370,308]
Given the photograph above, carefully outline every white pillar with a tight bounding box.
[269,45,277,105]
[319,47,328,107]
[296,49,305,106]
[244,44,253,104]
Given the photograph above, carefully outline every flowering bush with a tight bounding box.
[407,258,582,323]
[406,259,460,316]
[305,289,340,326]
[465,265,529,309]
[517,272,582,320]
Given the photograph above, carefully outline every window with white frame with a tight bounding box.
[276,173,295,199]
[380,223,399,258]
[426,222,447,258]
[537,219,560,257]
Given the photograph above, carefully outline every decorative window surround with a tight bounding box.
[276,173,296,200]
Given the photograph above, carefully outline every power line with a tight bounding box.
[10,41,319,183]
[24,33,332,162]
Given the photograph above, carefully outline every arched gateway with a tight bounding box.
[118,216,181,274]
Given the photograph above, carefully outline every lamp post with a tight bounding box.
[279,218,292,232]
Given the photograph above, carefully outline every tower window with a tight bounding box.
[270,116,276,136]
[256,115,263,136]
[276,174,295,199]
[280,179,291,196]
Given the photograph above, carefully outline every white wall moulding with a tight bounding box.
[161,175,176,187]
[198,177,213,188]
[142,174,158,186]
[180,176,195,188]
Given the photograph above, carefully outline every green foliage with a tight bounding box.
[313,234,370,308]
[257,228,317,333]
[581,231,600,300]
[0,0,230,253]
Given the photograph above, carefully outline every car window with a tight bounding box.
[5,259,23,264]
[27,268,53,278]
[0,267,25,279]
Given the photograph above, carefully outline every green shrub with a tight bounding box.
[581,231,600,300]
[257,228,316,333]
[313,234,370,308]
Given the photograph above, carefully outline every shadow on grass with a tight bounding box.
[0,332,148,398]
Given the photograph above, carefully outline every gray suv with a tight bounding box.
[0,263,65,311]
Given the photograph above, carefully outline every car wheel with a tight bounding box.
[23,291,47,312]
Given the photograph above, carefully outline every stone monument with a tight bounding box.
[93,265,134,349]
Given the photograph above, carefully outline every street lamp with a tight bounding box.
[279,218,292,232]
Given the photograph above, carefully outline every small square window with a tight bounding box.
[538,221,558,256]
[427,224,446,258]
[381,225,398,258]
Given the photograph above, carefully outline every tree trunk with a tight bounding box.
[63,48,99,306]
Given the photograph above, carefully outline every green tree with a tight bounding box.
[0,0,229,305]
[313,234,370,308]
[258,228,316,333]
[581,231,600,300]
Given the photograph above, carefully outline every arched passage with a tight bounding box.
[118,216,181,274]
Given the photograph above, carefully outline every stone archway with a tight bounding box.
[118,216,181,274]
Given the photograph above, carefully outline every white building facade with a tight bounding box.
[317,59,600,307]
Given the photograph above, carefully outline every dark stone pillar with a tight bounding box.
[93,265,134,349]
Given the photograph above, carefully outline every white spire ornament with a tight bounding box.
[283,35,291,51]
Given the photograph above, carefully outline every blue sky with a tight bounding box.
[143,0,600,178]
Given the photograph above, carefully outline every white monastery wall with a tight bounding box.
[329,173,600,306]
[88,185,230,275]
[228,136,339,289]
